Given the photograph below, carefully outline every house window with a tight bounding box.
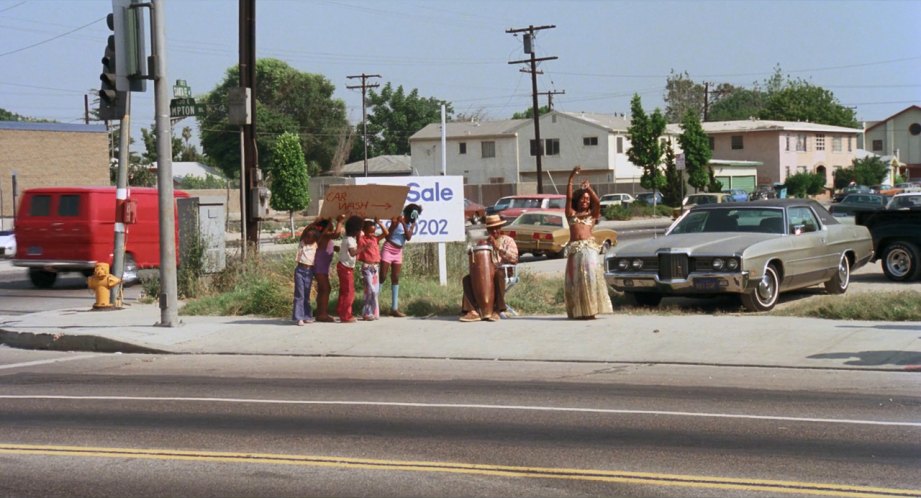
[529,139,541,156]
[798,165,808,174]
[481,141,496,158]
[848,137,852,151]
[796,134,807,151]
[545,138,560,156]
[785,135,791,151]
[832,136,842,152]
[785,166,791,178]
[910,123,921,136]
[731,135,744,150]
[616,136,624,153]
[709,136,715,151]
[459,142,466,155]
[815,134,825,151]
[583,136,598,146]
[872,139,883,152]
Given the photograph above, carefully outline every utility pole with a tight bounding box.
[239,0,259,249]
[538,89,565,110]
[703,81,710,122]
[346,73,380,177]
[507,24,556,194]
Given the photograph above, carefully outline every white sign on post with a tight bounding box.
[354,175,465,243]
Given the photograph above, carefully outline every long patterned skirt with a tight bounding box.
[564,239,614,319]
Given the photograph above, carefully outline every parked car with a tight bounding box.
[604,199,873,311]
[828,193,890,217]
[886,193,921,210]
[503,210,617,258]
[856,208,921,281]
[682,193,733,209]
[599,193,635,207]
[486,194,566,222]
[0,230,15,258]
[635,191,664,205]
[464,198,486,224]
[13,187,188,288]
[833,185,871,203]
[722,189,749,203]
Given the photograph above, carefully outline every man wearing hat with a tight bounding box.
[460,214,519,322]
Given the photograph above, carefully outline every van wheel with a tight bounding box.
[29,269,58,289]
[881,241,920,282]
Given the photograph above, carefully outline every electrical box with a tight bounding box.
[123,199,138,224]
[250,186,271,220]
[228,87,251,125]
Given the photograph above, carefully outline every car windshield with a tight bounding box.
[670,208,786,234]
[493,198,512,210]
[511,213,564,227]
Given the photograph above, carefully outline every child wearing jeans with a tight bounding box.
[292,226,319,326]
[357,218,388,321]
[336,215,363,323]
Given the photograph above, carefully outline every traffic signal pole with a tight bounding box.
[110,92,130,307]
[150,0,179,327]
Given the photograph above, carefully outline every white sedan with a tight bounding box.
[599,193,635,207]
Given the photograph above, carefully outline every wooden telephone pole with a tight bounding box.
[347,73,381,177]
[507,24,557,194]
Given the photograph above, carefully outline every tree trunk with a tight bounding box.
[289,211,295,236]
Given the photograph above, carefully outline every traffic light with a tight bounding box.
[112,0,147,92]
[98,13,126,120]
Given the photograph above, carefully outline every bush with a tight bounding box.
[603,203,673,221]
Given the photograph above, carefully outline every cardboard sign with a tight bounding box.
[318,184,409,219]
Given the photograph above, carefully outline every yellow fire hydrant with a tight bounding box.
[87,262,121,310]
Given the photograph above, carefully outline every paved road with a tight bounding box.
[1,352,918,497]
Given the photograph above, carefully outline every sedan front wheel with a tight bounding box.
[823,253,850,294]
[741,265,780,312]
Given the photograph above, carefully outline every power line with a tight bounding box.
[0,15,103,58]
[0,1,28,14]
[346,73,380,177]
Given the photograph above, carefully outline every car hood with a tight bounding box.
[611,232,778,257]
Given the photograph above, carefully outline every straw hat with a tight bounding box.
[484,214,507,229]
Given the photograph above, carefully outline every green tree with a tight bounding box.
[759,80,858,128]
[363,82,453,157]
[664,70,706,123]
[784,172,826,198]
[140,124,183,164]
[511,105,550,120]
[677,109,712,193]
[269,132,310,234]
[626,94,667,192]
[660,139,683,206]
[846,156,890,186]
[707,87,764,121]
[197,59,348,178]
[0,107,53,122]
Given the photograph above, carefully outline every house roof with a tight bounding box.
[336,155,412,176]
[696,120,861,134]
[864,105,921,132]
[409,119,527,141]
[0,121,106,133]
[169,161,225,179]
[556,111,631,132]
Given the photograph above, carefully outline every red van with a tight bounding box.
[13,187,188,288]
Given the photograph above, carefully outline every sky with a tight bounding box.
[1,0,919,151]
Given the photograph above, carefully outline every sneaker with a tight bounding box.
[459,311,480,322]
[390,309,406,318]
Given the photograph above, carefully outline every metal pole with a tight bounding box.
[438,104,447,286]
[151,0,179,327]
[239,128,247,260]
[11,172,17,223]
[362,83,368,177]
[110,93,131,306]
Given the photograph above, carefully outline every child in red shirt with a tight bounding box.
[357,218,388,320]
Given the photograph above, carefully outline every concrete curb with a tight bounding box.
[0,330,168,354]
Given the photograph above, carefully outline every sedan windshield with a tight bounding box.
[670,208,786,234]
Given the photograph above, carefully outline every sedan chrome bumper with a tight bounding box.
[605,270,752,294]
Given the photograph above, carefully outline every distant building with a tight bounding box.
[0,121,109,224]
[689,120,861,188]
[861,105,921,180]
[334,155,413,177]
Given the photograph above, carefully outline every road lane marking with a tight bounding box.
[0,354,98,370]
[0,443,917,497]
[1,395,919,428]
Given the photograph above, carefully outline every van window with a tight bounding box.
[29,195,52,216]
[58,195,81,216]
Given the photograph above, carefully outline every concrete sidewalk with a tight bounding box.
[1,303,919,372]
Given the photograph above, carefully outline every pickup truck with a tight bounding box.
[855,209,921,281]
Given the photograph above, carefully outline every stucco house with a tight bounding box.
[861,105,921,180]
[693,120,861,188]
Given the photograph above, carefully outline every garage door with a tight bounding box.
[731,175,756,192]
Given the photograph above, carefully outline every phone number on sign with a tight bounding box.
[384,218,450,236]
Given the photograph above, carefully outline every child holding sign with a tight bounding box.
[357,218,388,320]
[379,204,422,318]
[336,215,363,323]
